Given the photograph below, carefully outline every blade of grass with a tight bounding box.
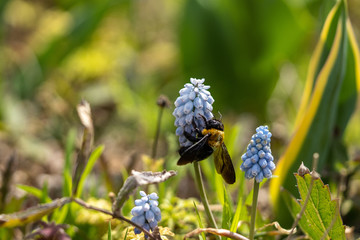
[63,128,76,197]
[123,228,129,240]
[52,203,69,224]
[231,168,246,232]
[108,221,112,240]
[17,185,51,203]
[193,201,207,240]
[41,181,50,204]
[230,195,243,233]
[76,145,105,198]
[221,187,233,240]
[0,154,15,212]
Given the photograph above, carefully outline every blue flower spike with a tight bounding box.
[131,191,161,237]
[240,126,275,183]
[173,78,215,147]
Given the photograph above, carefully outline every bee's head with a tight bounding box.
[196,114,224,131]
[206,119,224,131]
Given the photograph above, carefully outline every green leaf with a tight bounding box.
[0,155,15,212]
[52,203,69,224]
[221,187,233,240]
[41,181,49,204]
[193,201,206,240]
[231,167,246,233]
[123,228,128,240]
[63,128,76,197]
[76,145,105,197]
[0,198,71,228]
[230,195,243,233]
[271,0,360,213]
[17,184,69,224]
[108,221,112,240]
[282,173,346,239]
[214,170,225,205]
[17,185,51,203]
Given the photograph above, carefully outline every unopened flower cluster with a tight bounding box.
[173,78,214,147]
[240,126,275,182]
[131,191,161,236]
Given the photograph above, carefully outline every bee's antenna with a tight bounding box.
[218,111,222,121]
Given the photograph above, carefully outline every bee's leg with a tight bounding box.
[184,130,200,142]
[192,117,203,136]
[199,115,209,129]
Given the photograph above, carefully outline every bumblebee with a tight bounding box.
[177,115,236,184]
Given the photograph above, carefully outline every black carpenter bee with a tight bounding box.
[177,115,236,184]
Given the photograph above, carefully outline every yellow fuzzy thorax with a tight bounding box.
[201,128,224,148]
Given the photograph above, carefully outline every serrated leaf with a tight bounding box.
[282,174,345,240]
[0,198,71,228]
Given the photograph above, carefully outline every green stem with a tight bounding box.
[193,161,218,229]
[249,180,260,240]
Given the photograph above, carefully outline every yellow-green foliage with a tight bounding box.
[160,196,204,234]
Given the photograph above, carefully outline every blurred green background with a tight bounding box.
[2,0,359,148]
[1,0,360,238]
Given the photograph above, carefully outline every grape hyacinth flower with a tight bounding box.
[172,77,219,229]
[173,78,215,147]
[131,191,161,237]
[240,125,275,183]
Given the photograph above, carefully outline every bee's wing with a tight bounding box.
[177,134,213,165]
[213,146,224,174]
[214,143,236,184]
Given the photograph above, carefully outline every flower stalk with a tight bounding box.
[249,180,260,240]
[152,106,164,159]
[193,161,218,229]
[152,95,170,159]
